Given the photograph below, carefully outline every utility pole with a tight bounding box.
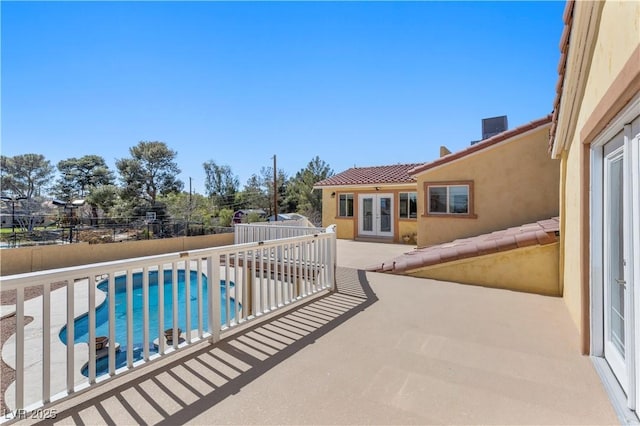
[187,177,192,236]
[273,155,278,221]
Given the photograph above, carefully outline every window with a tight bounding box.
[338,193,354,217]
[399,192,417,219]
[424,182,474,216]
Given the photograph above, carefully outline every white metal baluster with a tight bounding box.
[307,240,312,294]
[42,282,51,403]
[331,231,337,291]
[224,253,230,327]
[294,242,300,299]
[258,248,264,315]
[267,247,272,311]
[322,236,328,289]
[108,274,116,375]
[172,264,179,349]
[66,280,74,393]
[286,242,293,304]
[242,250,248,322]
[157,266,165,355]
[126,270,133,368]
[16,286,24,409]
[197,259,203,337]
[251,249,258,317]
[211,254,221,343]
[185,260,191,344]
[312,239,317,291]
[143,266,150,361]
[88,275,96,382]
[234,250,239,325]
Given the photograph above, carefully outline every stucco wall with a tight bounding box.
[414,124,559,247]
[406,243,560,296]
[320,185,417,243]
[0,233,234,276]
[559,0,640,331]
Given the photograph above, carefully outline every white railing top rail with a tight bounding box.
[0,232,330,290]
[234,223,326,245]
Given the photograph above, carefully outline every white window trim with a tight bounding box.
[338,193,354,218]
[399,192,417,219]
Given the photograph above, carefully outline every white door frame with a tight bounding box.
[358,193,394,238]
[590,94,640,410]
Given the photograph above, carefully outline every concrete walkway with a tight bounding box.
[7,240,618,425]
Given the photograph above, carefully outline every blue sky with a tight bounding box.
[1,1,565,195]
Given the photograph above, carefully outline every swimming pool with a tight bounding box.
[59,269,238,377]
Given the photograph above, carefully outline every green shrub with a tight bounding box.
[218,208,234,227]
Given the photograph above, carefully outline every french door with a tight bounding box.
[358,194,393,238]
[595,110,640,411]
[603,136,628,391]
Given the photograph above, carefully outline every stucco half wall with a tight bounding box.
[0,233,234,276]
[404,243,560,296]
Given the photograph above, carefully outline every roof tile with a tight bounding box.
[314,163,423,187]
[367,217,560,274]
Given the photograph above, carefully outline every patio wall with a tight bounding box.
[405,243,560,296]
[0,233,234,276]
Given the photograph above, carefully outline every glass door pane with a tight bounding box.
[604,143,627,393]
[379,197,392,233]
[608,156,625,354]
[362,198,373,232]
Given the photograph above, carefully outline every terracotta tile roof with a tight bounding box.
[314,163,423,187]
[549,0,575,152]
[367,217,560,274]
[409,115,552,176]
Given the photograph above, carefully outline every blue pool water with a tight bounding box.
[59,269,238,377]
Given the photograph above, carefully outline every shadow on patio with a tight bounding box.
[24,259,618,425]
[28,267,376,425]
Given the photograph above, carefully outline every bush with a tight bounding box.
[218,208,234,227]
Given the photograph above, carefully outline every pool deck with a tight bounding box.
[4,240,619,424]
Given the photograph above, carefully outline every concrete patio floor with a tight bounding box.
[13,240,617,425]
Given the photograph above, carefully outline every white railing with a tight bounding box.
[234,222,325,245]
[0,229,336,420]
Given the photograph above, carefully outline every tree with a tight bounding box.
[285,156,333,225]
[52,155,115,200]
[85,184,120,218]
[0,154,55,231]
[116,141,183,206]
[203,161,239,210]
[235,174,269,211]
[0,154,54,199]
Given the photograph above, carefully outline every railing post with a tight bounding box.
[66,280,75,394]
[210,253,221,343]
[326,224,337,291]
[16,287,25,410]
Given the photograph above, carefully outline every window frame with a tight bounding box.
[423,180,476,218]
[398,191,418,219]
[337,193,354,218]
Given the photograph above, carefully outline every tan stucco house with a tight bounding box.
[410,115,559,247]
[314,164,422,243]
[317,114,559,249]
[549,0,640,419]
